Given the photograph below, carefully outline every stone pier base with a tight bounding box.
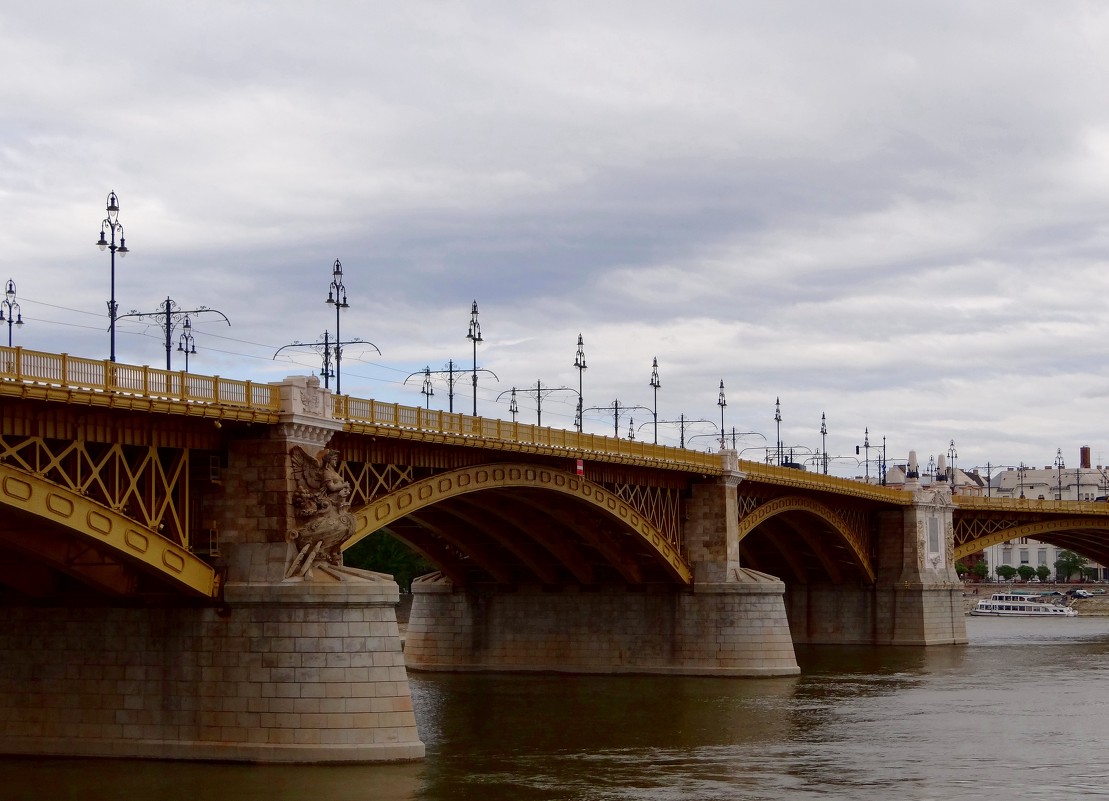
[787,582,968,645]
[404,569,799,676]
[0,577,424,763]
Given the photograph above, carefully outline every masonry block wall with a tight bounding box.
[0,582,423,762]
[404,575,799,677]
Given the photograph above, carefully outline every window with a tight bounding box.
[1038,549,1047,566]
[1019,549,1029,565]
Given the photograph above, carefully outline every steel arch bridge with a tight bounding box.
[2,346,1109,600]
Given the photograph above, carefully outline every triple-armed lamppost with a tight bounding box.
[325,259,349,394]
[467,301,483,416]
[717,380,727,449]
[96,191,129,362]
[820,412,828,475]
[649,358,661,444]
[0,279,24,347]
[574,334,586,432]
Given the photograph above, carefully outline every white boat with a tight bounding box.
[970,592,1078,617]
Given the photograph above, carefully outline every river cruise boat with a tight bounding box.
[970,592,1078,617]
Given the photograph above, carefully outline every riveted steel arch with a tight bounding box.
[344,462,692,583]
[737,494,875,583]
[953,516,1109,562]
[0,463,219,597]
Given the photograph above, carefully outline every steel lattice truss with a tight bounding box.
[0,433,189,547]
[612,482,682,549]
[341,461,419,507]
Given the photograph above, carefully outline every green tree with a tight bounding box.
[996,564,1018,581]
[344,530,434,592]
[971,561,989,581]
[955,561,967,578]
[1035,564,1052,583]
[1054,549,1088,582]
[1017,564,1036,582]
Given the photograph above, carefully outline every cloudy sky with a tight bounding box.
[4,2,1109,479]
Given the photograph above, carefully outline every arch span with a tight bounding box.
[954,517,1109,563]
[344,462,692,583]
[0,463,218,598]
[737,494,875,583]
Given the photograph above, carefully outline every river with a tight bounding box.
[3,616,1109,800]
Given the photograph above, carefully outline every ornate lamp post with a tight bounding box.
[574,334,586,432]
[820,412,828,475]
[325,259,349,394]
[1055,448,1065,500]
[774,398,782,466]
[649,357,661,444]
[96,191,129,362]
[117,297,229,370]
[176,316,196,371]
[508,387,518,422]
[717,380,727,449]
[948,439,958,484]
[0,279,24,347]
[420,366,434,409]
[586,400,651,438]
[466,300,483,416]
[1017,462,1028,499]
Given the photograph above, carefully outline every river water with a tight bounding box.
[4,616,1109,801]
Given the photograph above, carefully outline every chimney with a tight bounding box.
[1081,446,1092,469]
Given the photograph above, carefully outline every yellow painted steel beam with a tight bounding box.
[344,462,692,584]
[0,464,218,598]
[953,516,1109,561]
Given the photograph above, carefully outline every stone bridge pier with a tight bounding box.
[0,376,423,764]
[404,451,801,677]
[785,460,968,646]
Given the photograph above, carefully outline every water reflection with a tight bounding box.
[4,617,1109,800]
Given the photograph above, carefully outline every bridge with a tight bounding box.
[0,346,1106,763]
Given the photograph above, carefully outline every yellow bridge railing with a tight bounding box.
[0,346,910,493]
[0,346,280,411]
[953,494,1109,515]
[337,395,725,472]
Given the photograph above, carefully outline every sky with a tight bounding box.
[4,2,1109,479]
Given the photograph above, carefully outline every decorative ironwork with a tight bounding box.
[341,461,418,507]
[613,482,681,548]
[0,433,190,547]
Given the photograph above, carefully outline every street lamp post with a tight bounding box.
[116,297,229,370]
[96,191,130,362]
[948,439,958,484]
[820,412,828,475]
[638,415,715,448]
[586,400,651,438]
[649,357,661,444]
[574,334,586,432]
[325,259,350,394]
[1017,462,1028,499]
[495,381,570,427]
[1055,448,1065,500]
[0,279,24,347]
[774,398,782,465]
[404,360,495,413]
[176,316,196,371]
[420,366,434,409]
[717,380,727,449]
[466,300,483,416]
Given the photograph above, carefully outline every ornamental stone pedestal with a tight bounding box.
[405,448,799,677]
[0,375,423,763]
